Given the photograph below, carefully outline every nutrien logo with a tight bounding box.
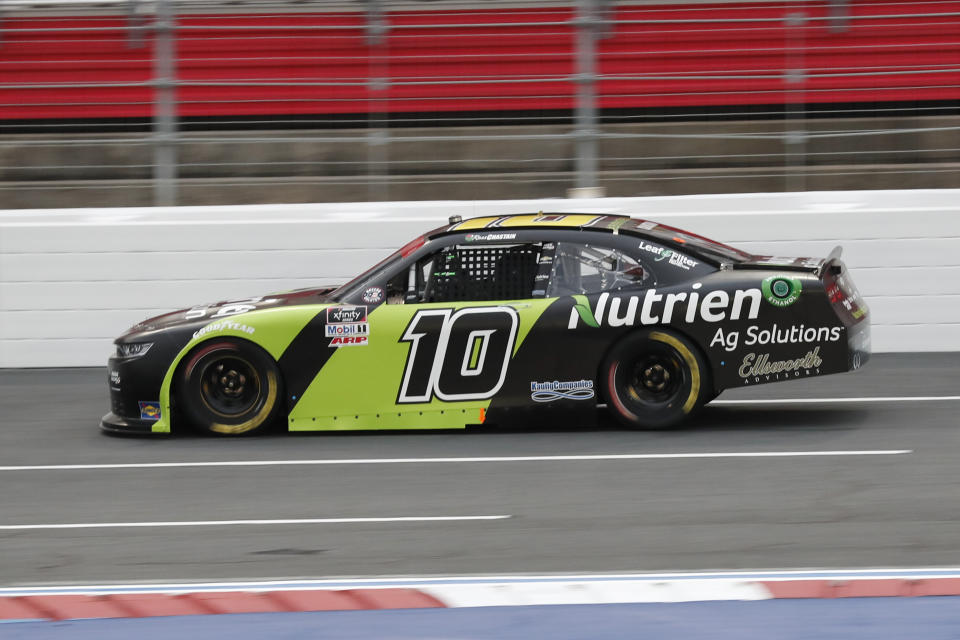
[567,284,762,330]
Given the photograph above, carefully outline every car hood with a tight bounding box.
[121,286,339,338]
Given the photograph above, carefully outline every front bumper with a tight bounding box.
[104,335,184,435]
[101,412,169,436]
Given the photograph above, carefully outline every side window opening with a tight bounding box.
[412,242,543,303]
[547,242,653,296]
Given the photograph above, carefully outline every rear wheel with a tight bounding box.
[179,340,283,436]
[601,328,711,429]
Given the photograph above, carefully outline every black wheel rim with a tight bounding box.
[199,355,262,418]
[624,348,685,407]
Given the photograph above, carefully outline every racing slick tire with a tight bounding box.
[178,339,284,436]
[601,328,711,430]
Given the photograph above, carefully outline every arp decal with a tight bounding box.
[398,306,519,403]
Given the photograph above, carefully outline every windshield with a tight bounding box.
[329,234,426,301]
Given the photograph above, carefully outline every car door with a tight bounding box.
[287,236,555,430]
[474,235,660,425]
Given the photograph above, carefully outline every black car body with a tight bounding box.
[103,213,870,436]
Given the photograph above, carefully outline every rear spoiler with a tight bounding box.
[815,245,844,277]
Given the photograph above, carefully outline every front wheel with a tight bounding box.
[178,340,283,436]
[601,329,711,430]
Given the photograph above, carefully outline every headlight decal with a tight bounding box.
[117,342,153,358]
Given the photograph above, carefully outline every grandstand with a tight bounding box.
[2,0,960,207]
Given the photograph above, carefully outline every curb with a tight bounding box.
[4,575,960,621]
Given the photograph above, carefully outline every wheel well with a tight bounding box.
[594,325,717,398]
[170,337,285,432]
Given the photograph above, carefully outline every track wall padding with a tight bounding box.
[1,190,958,367]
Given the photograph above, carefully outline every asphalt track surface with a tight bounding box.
[1,353,958,587]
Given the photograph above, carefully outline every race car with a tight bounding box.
[102,213,870,436]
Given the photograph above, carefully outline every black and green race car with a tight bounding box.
[102,213,870,436]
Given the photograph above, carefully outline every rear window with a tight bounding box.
[630,220,752,263]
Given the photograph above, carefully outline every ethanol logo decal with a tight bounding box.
[762,275,803,307]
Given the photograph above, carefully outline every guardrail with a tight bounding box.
[2,189,958,367]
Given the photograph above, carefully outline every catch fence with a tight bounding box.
[3,0,960,206]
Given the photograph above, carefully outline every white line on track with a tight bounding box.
[6,568,960,596]
[0,515,511,531]
[712,395,960,404]
[0,450,911,472]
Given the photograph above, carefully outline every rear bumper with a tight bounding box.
[848,319,871,371]
[100,412,168,436]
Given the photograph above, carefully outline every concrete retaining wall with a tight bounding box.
[2,189,958,367]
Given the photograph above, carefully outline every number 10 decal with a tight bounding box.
[398,307,519,403]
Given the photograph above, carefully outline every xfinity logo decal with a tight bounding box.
[326,306,367,324]
[567,284,762,330]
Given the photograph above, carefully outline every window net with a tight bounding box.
[425,244,540,302]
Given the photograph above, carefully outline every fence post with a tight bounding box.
[571,0,604,196]
[152,0,177,206]
[784,11,807,193]
[127,0,147,49]
[367,0,389,202]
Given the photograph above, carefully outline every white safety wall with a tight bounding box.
[2,190,958,368]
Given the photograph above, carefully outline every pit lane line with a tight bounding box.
[6,568,960,596]
[0,515,512,531]
[0,449,912,472]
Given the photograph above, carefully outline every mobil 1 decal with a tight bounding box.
[397,306,518,403]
